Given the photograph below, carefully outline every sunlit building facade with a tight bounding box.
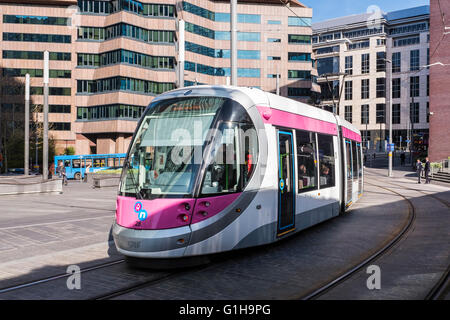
[312,6,430,152]
[0,0,317,157]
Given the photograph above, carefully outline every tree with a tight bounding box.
[0,67,55,173]
[64,146,76,155]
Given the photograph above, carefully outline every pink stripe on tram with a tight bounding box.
[257,106,338,136]
[342,127,362,142]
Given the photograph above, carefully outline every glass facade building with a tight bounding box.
[0,0,314,156]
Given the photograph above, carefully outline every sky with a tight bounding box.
[299,0,430,23]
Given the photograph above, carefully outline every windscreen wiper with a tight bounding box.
[124,159,144,200]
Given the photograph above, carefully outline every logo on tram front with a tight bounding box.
[133,201,148,221]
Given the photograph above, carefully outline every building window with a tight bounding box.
[288,70,311,80]
[268,38,281,42]
[393,36,420,47]
[410,76,419,97]
[77,77,174,95]
[3,32,71,43]
[377,38,386,46]
[287,87,311,97]
[288,35,311,44]
[361,104,370,125]
[427,102,430,123]
[376,52,386,72]
[389,23,428,35]
[288,52,311,61]
[427,75,429,96]
[393,104,401,124]
[345,105,352,123]
[345,56,353,75]
[361,79,370,99]
[376,104,385,124]
[288,16,312,27]
[392,78,401,98]
[317,134,335,189]
[3,68,71,78]
[361,53,370,74]
[3,15,69,26]
[296,130,318,192]
[376,78,386,98]
[410,102,420,123]
[317,56,339,76]
[348,41,370,50]
[316,46,339,55]
[267,56,281,60]
[345,81,353,100]
[410,49,420,71]
[268,20,281,25]
[392,52,401,73]
[50,122,71,131]
[77,104,145,121]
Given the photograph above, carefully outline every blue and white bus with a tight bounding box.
[54,153,126,180]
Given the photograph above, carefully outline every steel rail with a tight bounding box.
[299,182,416,300]
[0,259,125,295]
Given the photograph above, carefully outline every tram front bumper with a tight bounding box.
[112,222,192,258]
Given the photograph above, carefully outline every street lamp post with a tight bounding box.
[383,58,393,177]
[230,0,237,86]
[43,51,49,181]
[24,74,30,176]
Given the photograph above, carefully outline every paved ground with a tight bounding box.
[0,182,119,286]
[0,168,448,300]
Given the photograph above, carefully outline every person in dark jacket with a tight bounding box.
[424,157,431,184]
[416,159,423,184]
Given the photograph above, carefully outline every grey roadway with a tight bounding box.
[0,168,448,299]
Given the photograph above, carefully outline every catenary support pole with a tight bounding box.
[178,19,185,88]
[43,51,49,181]
[388,61,393,177]
[24,73,30,176]
[230,0,237,86]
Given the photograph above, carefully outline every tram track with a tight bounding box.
[0,178,447,300]
[365,171,450,208]
[299,182,417,300]
[90,266,207,300]
[299,181,449,300]
[0,259,125,295]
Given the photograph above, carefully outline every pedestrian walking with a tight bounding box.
[58,161,68,186]
[424,157,431,184]
[84,163,91,183]
[415,159,423,184]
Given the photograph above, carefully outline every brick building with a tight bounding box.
[429,0,450,162]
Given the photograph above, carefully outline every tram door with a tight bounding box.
[277,131,295,236]
[345,139,353,206]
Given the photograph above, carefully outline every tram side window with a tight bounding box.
[352,141,358,179]
[202,122,239,195]
[317,134,335,188]
[201,121,258,195]
[296,130,318,192]
[64,160,71,167]
[357,144,362,178]
[345,140,352,179]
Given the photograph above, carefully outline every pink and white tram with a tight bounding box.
[112,86,363,260]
